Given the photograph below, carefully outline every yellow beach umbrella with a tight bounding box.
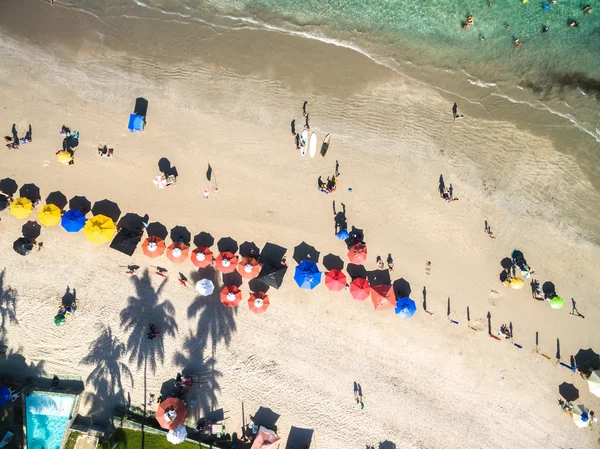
[10,197,33,219]
[83,214,116,245]
[38,204,61,227]
[56,151,73,165]
[509,278,524,290]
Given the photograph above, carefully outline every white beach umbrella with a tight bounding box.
[572,404,590,428]
[167,425,188,444]
[153,175,167,189]
[588,370,600,398]
[195,279,215,296]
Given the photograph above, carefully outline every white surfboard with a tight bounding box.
[300,130,308,156]
[309,132,317,158]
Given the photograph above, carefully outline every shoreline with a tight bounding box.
[0,2,599,448]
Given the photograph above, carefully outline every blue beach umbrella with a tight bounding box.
[61,209,86,232]
[395,297,417,318]
[336,230,349,240]
[294,260,322,290]
[0,386,11,407]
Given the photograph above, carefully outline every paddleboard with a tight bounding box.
[309,132,317,158]
[300,130,308,156]
[320,133,331,157]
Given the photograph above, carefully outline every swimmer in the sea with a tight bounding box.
[583,5,592,14]
[542,26,549,32]
[505,24,510,29]
[514,38,521,48]
[569,20,579,27]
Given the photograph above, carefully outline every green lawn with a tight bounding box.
[64,432,79,449]
[102,428,201,449]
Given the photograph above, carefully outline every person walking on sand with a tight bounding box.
[290,119,296,136]
[302,101,308,116]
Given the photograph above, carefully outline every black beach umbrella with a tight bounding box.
[257,263,287,289]
[13,238,34,256]
[293,242,320,264]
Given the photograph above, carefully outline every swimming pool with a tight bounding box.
[25,392,76,449]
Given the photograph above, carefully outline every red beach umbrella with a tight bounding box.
[191,246,213,268]
[371,284,396,311]
[215,251,238,274]
[325,269,347,291]
[156,397,187,430]
[237,257,261,279]
[347,243,367,264]
[142,236,165,258]
[350,277,370,301]
[167,242,189,263]
[248,291,270,314]
[220,285,242,307]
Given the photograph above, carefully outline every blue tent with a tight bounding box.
[395,297,417,318]
[294,260,322,290]
[61,210,86,232]
[128,114,145,132]
[0,386,11,407]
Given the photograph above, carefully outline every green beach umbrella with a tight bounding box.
[54,314,66,326]
[550,296,564,310]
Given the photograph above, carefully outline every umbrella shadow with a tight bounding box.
[119,269,178,374]
[393,278,412,298]
[194,232,215,248]
[542,281,556,296]
[158,158,178,178]
[117,213,148,230]
[253,406,280,432]
[293,242,320,264]
[170,226,191,246]
[285,427,314,449]
[45,191,68,209]
[69,196,91,214]
[249,278,270,293]
[367,269,391,287]
[217,237,238,254]
[379,441,397,449]
[345,226,365,249]
[239,241,260,258]
[22,221,41,239]
[574,348,600,375]
[322,254,344,271]
[134,97,149,117]
[260,242,287,265]
[92,200,121,222]
[500,257,513,270]
[346,263,367,280]
[223,271,243,288]
[81,326,133,422]
[19,183,41,203]
[0,178,18,196]
[0,269,18,331]
[146,222,168,240]
[558,382,579,402]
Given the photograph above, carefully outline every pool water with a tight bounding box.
[25,392,76,449]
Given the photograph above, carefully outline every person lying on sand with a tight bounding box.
[442,189,458,202]
[499,324,511,339]
[98,145,114,158]
[376,256,384,270]
[387,254,394,271]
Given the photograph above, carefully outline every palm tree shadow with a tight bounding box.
[120,269,178,374]
[81,326,133,422]
[188,291,237,349]
[0,332,45,380]
[0,269,18,331]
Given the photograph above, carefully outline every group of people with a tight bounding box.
[318,175,338,193]
[4,124,32,149]
[291,101,312,150]
[98,145,114,158]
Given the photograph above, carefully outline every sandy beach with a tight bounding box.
[1,1,600,448]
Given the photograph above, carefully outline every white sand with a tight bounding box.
[0,27,599,449]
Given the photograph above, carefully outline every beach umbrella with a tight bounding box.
[13,238,34,256]
[54,314,66,326]
[83,214,116,245]
[520,266,533,279]
[61,210,86,232]
[167,425,188,445]
[509,278,524,290]
[195,279,214,296]
[572,404,590,428]
[220,285,242,307]
[371,285,396,311]
[325,269,347,291]
[550,296,564,310]
[153,175,167,189]
[347,243,367,264]
[38,204,61,227]
[395,297,417,318]
[142,236,166,258]
[248,291,270,314]
[10,197,32,219]
[191,246,213,268]
[237,257,261,279]
[336,230,349,240]
[156,397,187,431]
[587,370,600,398]
[167,242,189,263]
[350,277,370,301]
[294,260,322,290]
[56,150,73,165]
[0,386,11,407]
[215,251,238,274]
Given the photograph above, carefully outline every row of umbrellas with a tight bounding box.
[195,281,271,314]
